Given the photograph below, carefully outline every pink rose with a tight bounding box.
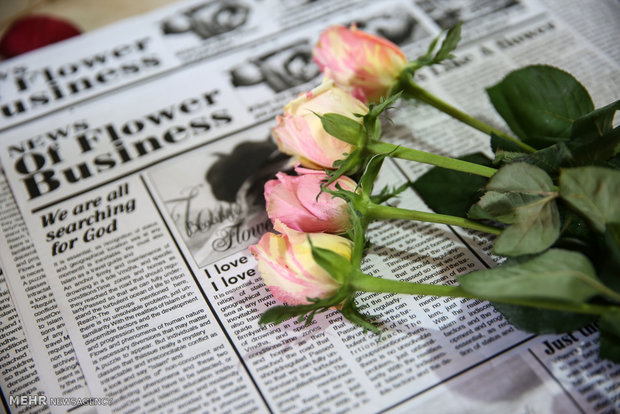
[313,25,407,104]
[265,167,356,233]
[272,79,368,170]
[249,221,353,305]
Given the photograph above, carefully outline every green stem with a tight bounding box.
[351,214,369,268]
[327,121,498,178]
[368,141,497,178]
[351,272,614,316]
[367,203,502,235]
[401,78,536,154]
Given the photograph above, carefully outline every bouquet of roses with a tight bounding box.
[249,24,620,361]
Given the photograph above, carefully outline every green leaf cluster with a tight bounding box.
[413,65,620,360]
[468,162,560,256]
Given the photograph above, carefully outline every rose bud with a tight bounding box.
[249,221,353,305]
[265,167,356,234]
[272,79,368,170]
[313,25,407,104]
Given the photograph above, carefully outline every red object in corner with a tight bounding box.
[0,15,82,58]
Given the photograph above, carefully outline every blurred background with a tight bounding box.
[0,0,180,33]
[0,0,179,58]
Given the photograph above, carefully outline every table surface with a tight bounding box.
[0,0,180,39]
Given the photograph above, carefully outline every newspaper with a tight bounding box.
[0,0,618,413]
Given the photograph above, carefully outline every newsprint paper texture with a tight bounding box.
[0,0,619,413]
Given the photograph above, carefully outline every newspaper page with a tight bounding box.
[0,0,618,413]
